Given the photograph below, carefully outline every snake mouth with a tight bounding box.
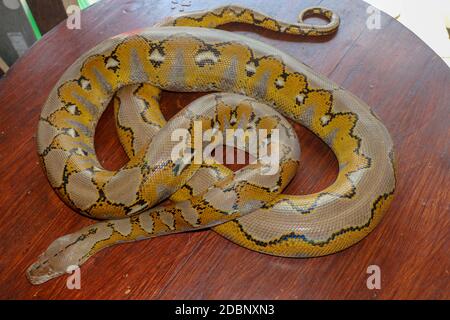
[26,257,66,285]
[26,231,87,285]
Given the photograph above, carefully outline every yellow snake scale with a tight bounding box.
[27,5,396,285]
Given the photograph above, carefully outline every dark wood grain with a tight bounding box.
[27,0,68,35]
[0,0,448,300]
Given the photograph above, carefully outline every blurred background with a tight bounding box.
[0,0,449,76]
[0,0,100,75]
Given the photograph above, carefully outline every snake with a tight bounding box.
[27,5,396,285]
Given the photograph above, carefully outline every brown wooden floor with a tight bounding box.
[0,0,448,299]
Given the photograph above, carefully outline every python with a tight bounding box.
[170,120,281,173]
[27,5,395,285]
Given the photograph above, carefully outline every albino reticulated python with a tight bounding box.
[27,5,396,285]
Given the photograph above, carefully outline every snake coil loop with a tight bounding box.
[27,5,395,285]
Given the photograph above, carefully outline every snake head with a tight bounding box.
[26,227,97,285]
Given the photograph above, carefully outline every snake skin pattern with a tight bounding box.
[27,5,396,285]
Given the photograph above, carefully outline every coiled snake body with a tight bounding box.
[28,5,396,284]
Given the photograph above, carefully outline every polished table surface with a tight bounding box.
[0,0,448,299]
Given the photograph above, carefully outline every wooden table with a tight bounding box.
[0,0,448,300]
